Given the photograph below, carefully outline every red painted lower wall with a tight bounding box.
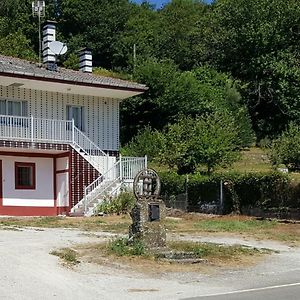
[0,206,70,216]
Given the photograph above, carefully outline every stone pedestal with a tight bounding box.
[129,197,166,248]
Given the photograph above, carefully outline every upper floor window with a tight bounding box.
[0,100,28,117]
[67,105,84,131]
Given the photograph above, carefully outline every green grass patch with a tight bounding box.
[167,241,269,259]
[50,248,80,265]
[108,237,147,257]
[194,219,278,233]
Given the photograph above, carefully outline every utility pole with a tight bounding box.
[32,1,45,65]
[133,43,137,71]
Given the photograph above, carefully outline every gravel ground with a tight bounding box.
[0,227,299,300]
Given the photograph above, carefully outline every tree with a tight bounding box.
[0,31,37,61]
[59,0,134,69]
[158,0,208,70]
[199,0,300,138]
[120,58,179,144]
[269,123,300,170]
[121,126,164,161]
[162,113,241,174]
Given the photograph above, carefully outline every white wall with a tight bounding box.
[0,86,121,151]
[56,173,69,207]
[56,157,69,208]
[1,155,54,207]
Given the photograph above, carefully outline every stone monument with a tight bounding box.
[129,168,166,248]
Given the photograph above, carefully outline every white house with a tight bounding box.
[0,26,147,217]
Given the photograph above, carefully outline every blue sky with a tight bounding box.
[133,0,212,8]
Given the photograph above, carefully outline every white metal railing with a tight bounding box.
[120,155,148,180]
[73,125,107,157]
[79,155,147,215]
[0,115,73,143]
[0,115,107,163]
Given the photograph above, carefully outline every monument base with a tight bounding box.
[129,197,167,249]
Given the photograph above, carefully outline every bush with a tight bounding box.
[108,237,146,256]
[96,191,135,215]
[162,113,241,174]
[269,123,300,170]
[121,126,164,161]
[159,170,294,213]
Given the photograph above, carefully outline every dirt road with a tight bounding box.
[0,227,299,300]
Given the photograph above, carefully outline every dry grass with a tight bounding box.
[50,248,80,266]
[1,213,299,244]
[165,214,300,245]
[0,215,131,233]
[75,239,270,275]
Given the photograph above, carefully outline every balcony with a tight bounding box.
[0,114,73,144]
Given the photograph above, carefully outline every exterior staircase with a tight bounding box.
[0,114,147,217]
[70,156,147,217]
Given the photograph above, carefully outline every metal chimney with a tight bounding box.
[79,48,93,73]
[42,20,57,64]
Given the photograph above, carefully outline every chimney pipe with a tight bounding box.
[42,20,57,64]
[79,48,92,73]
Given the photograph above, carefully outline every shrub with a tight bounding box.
[96,191,135,215]
[269,123,300,170]
[162,113,241,174]
[108,237,146,256]
[159,170,293,213]
[121,126,164,161]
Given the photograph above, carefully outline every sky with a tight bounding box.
[133,0,212,8]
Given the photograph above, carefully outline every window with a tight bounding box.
[66,105,84,131]
[15,162,36,190]
[0,100,28,116]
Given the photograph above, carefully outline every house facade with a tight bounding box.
[0,53,147,216]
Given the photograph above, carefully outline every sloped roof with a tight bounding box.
[0,55,147,92]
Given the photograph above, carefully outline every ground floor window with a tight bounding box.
[15,162,36,190]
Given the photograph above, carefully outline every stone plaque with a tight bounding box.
[129,168,166,248]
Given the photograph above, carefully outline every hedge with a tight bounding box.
[159,171,300,214]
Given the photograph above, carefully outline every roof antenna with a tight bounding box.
[32,1,45,66]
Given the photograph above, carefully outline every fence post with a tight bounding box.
[119,154,123,180]
[31,115,34,142]
[72,118,75,144]
[145,155,148,169]
[220,180,224,214]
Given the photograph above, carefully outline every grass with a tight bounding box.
[1,213,299,244]
[194,219,278,233]
[167,241,271,260]
[0,215,130,233]
[74,238,271,274]
[50,248,80,265]
[108,237,147,257]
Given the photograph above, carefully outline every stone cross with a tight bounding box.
[129,168,166,248]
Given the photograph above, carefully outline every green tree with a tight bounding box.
[0,31,37,61]
[162,113,241,174]
[121,126,164,161]
[158,0,208,70]
[199,0,300,138]
[59,0,134,68]
[269,123,300,170]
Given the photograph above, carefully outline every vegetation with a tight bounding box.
[2,0,298,144]
[95,191,135,215]
[269,123,300,170]
[50,248,80,265]
[108,237,147,257]
[87,237,270,264]
[160,170,296,213]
